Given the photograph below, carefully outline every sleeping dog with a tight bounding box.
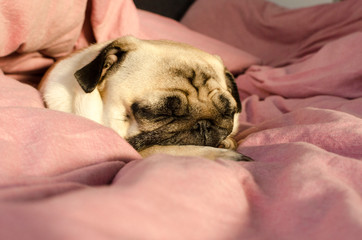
[39,36,252,161]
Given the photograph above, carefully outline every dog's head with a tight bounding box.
[43,36,241,151]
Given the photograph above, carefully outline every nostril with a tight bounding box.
[193,120,212,132]
[192,120,222,146]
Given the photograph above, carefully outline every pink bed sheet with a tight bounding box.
[1,0,362,239]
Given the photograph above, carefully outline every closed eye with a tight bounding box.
[212,93,236,118]
[131,102,186,123]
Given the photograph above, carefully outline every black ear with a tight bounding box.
[74,44,125,93]
[225,70,242,113]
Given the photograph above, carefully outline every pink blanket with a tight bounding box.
[1,0,362,239]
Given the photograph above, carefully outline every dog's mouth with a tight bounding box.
[126,121,231,151]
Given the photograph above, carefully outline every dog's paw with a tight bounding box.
[139,145,253,161]
[235,153,254,162]
[218,137,237,150]
[209,148,253,161]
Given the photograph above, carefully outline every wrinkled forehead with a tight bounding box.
[106,39,229,97]
[134,39,225,69]
[131,44,226,85]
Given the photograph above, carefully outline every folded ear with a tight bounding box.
[225,70,241,113]
[74,44,126,93]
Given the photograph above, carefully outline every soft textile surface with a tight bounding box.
[1,0,362,239]
[182,0,362,67]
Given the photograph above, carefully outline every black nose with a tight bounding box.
[193,120,212,135]
[191,120,227,147]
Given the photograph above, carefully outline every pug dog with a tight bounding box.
[39,36,252,161]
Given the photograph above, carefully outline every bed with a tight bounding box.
[1,0,361,239]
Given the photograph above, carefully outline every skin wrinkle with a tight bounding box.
[169,64,217,93]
